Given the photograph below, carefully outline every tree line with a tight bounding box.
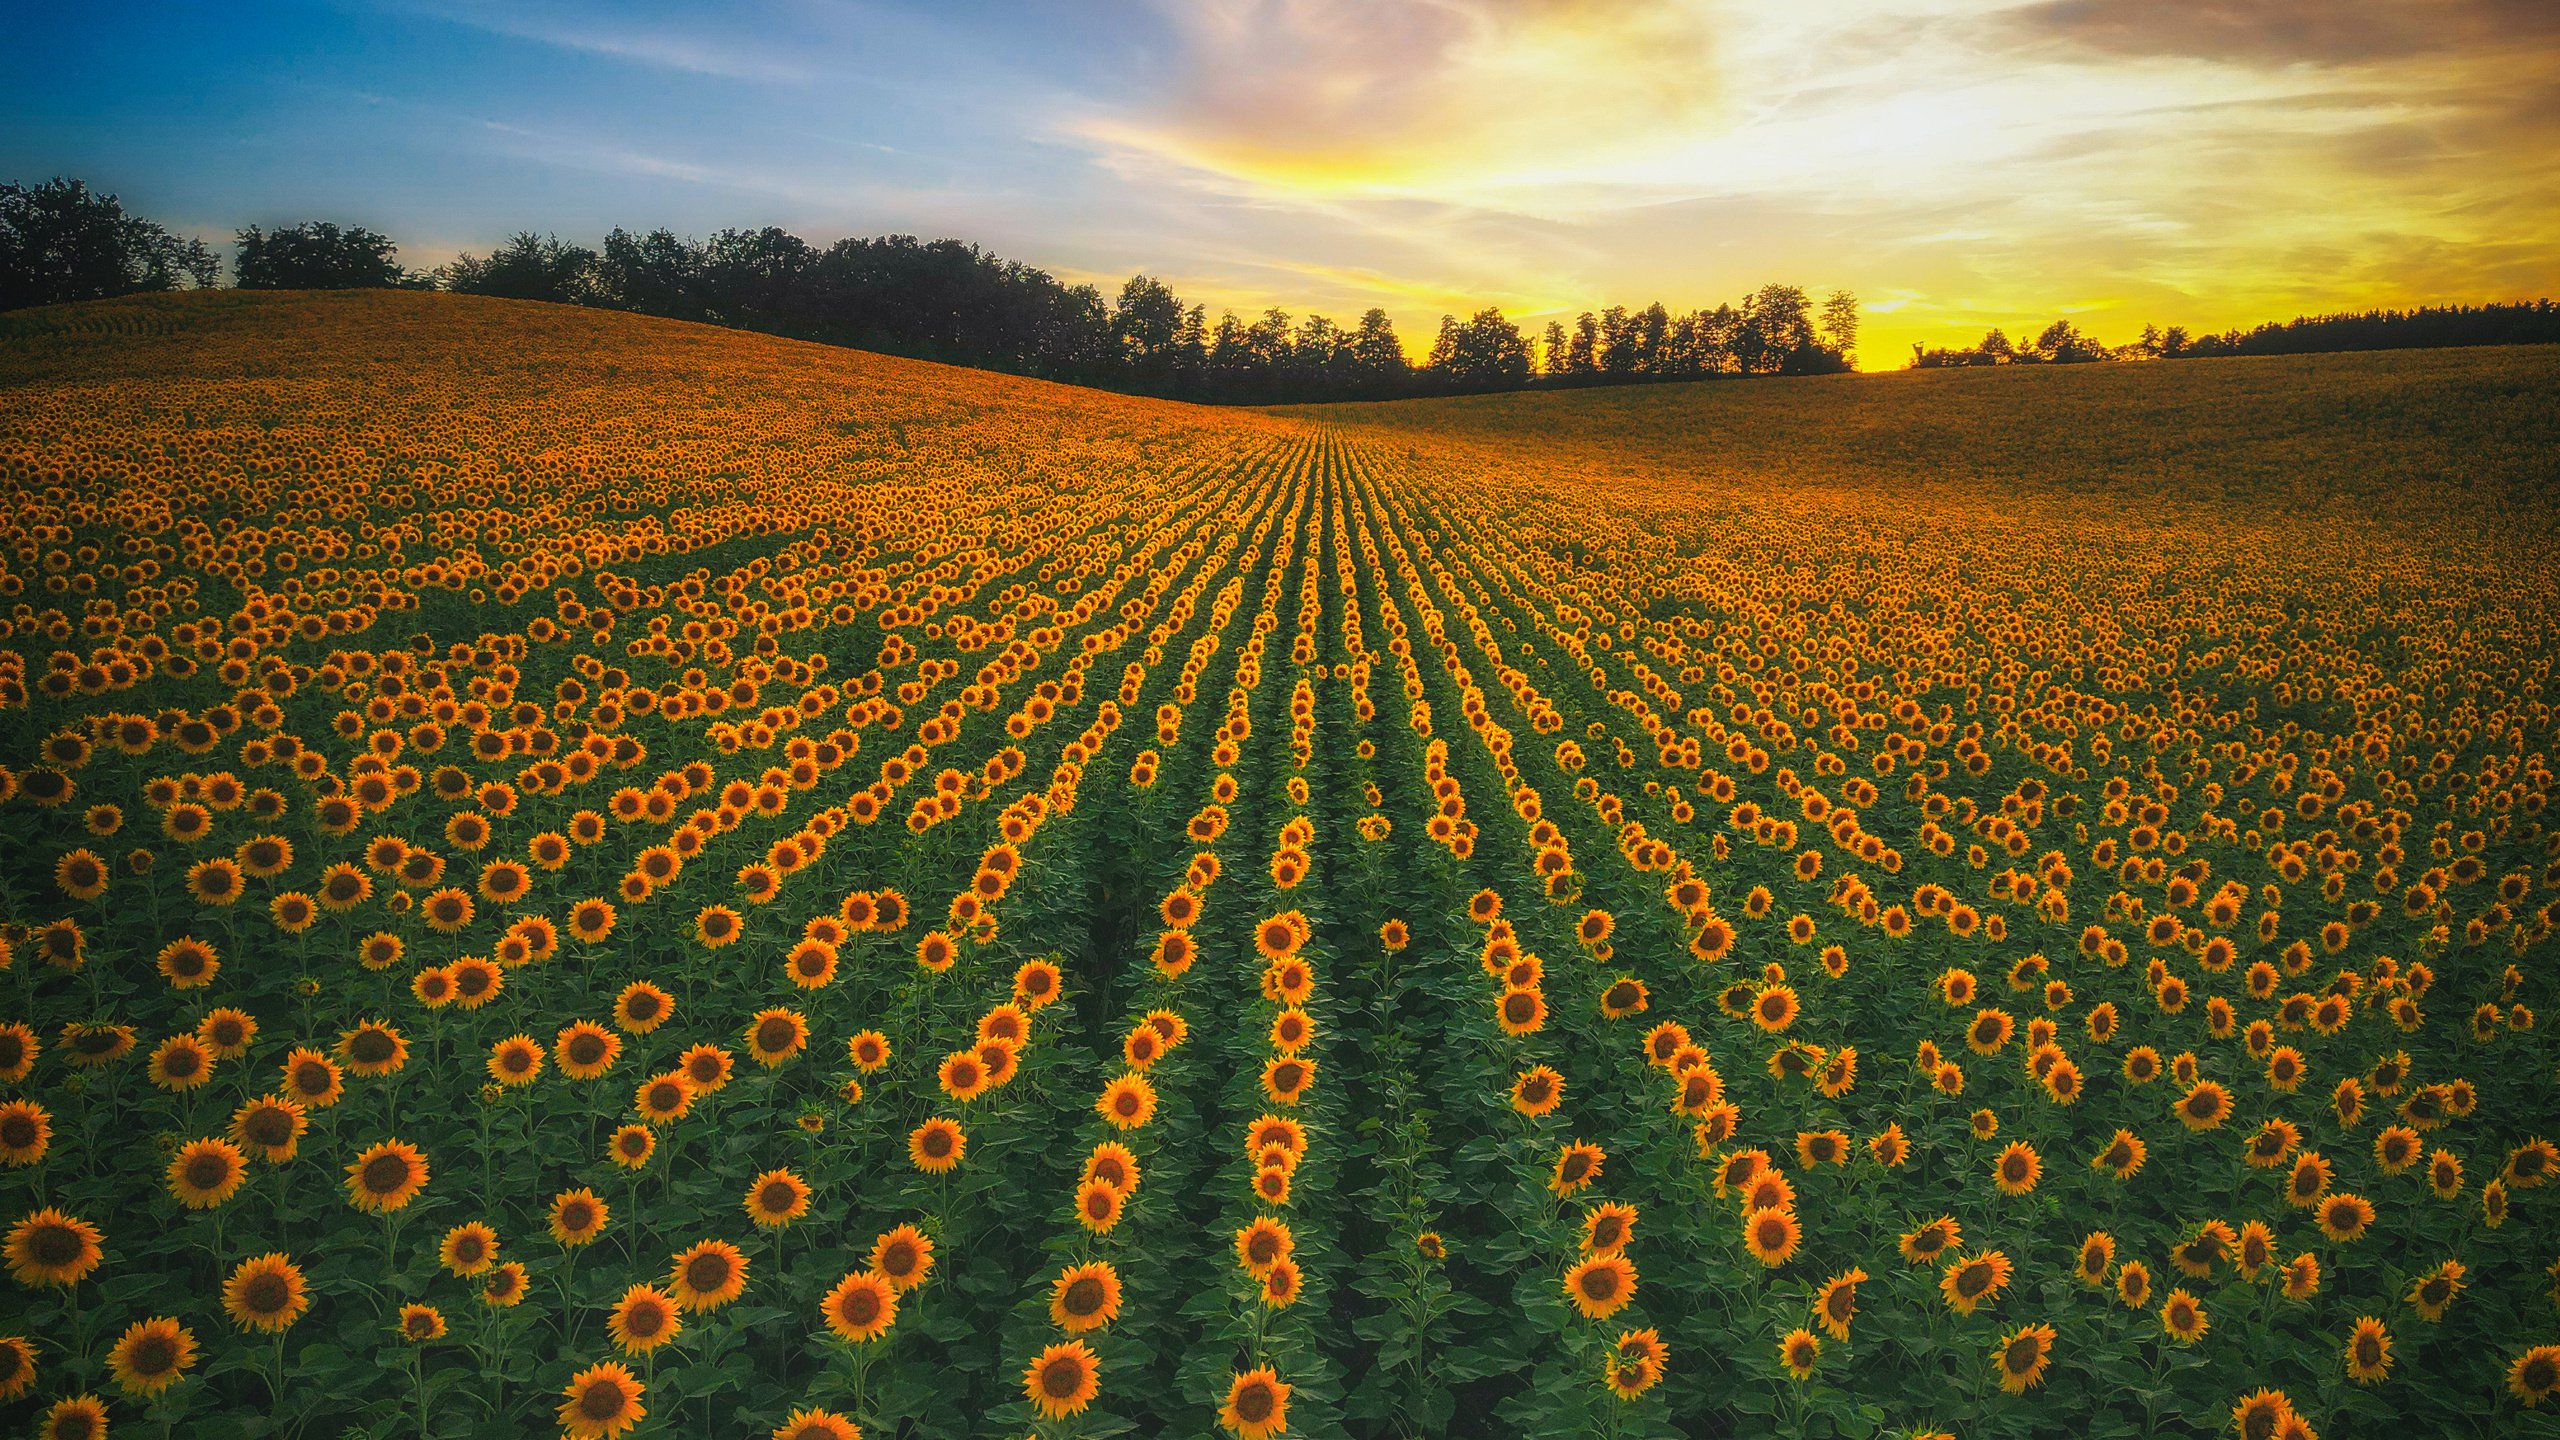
[9,179,2555,396]
[1912,303,2560,367]
[0,177,1851,401]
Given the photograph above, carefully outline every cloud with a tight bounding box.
[2000,0,2560,67]
[1069,0,1736,213]
[387,0,830,84]
[1037,0,2560,363]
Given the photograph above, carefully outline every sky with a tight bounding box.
[6,0,2558,366]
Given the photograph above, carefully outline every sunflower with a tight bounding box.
[147,1033,214,1091]
[1814,1267,1867,1340]
[157,937,218,987]
[1898,1216,1960,1266]
[1511,1065,1565,1117]
[1552,1141,1606,1196]
[1477,978,1545,1037]
[2428,1148,2464,1199]
[1751,985,1799,1032]
[1087,1142,1141,1195]
[614,982,674,1033]
[651,1244,746,1319]
[1584,1203,1638,1255]
[2318,1192,2375,1243]
[1014,958,1064,1007]
[1779,1327,1821,1380]
[908,1117,966,1173]
[2510,1346,2560,1407]
[550,1188,610,1247]
[482,1262,529,1308]
[1235,1217,1294,1277]
[2407,1259,2464,1322]
[1740,1204,1801,1267]
[1025,1340,1102,1420]
[1051,1260,1122,1333]
[0,1101,52,1167]
[2231,1389,2297,1440]
[847,1030,891,1072]
[1564,1253,1638,1319]
[1995,1323,2055,1393]
[216,1252,308,1336]
[770,1408,862,1440]
[1095,1071,1157,1127]
[840,1232,927,1303]
[397,1304,445,1343]
[2174,1220,2233,1278]
[2345,1316,2393,1383]
[1075,1178,1126,1233]
[447,957,502,1007]
[488,1035,544,1087]
[167,1138,247,1209]
[0,1334,32,1401]
[747,1010,809,1067]
[824,1270,906,1342]
[2160,1287,2209,1344]
[557,1022,622,1080]
[230,1096,307,1163]
[1221,1366,1291,1440]
[197,1006,256,1056]
[2116,1259,2154,1309]
[425,1222,497,1280]
[608,1284,681,1354]
[557,1362,646,1440]
[345,1139,429,1212]
[1992,1142,2042,1195]
[2281,1251,2321,1301]
[108,1316,195,1396]
[1869,1123,1909,1168]
[679,1044,735,1092]
[2176,1081,2232,1131]
[633,1071,695,1126]
[1940,1250,2013,1315]
[745,1169,812,1228]
[2074,1231,2116,1286]
[1260,1256,1302,1308]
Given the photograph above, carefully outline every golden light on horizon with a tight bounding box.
[1060,0,2560,366]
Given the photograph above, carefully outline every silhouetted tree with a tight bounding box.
[1820,290,1859,363]
[441,233,600,305]
[1564,312,1599,377]
[233,222,412,289]
[597,228,703,320]
[1112,275,1186,381]
[1347,309,1409,395]
[1426,308,1531,392]
[1539,320,1568,376]
[1,179,216,311]
[2024,319,2110,363]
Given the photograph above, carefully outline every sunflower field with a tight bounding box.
[2,290,2559,1440]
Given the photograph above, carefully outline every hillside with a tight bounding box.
[2,290,2556,1440]
[1311,345,2560,538]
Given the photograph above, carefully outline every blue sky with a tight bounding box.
[9,0,2558,362]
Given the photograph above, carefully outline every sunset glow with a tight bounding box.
[7,0,2556,362]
